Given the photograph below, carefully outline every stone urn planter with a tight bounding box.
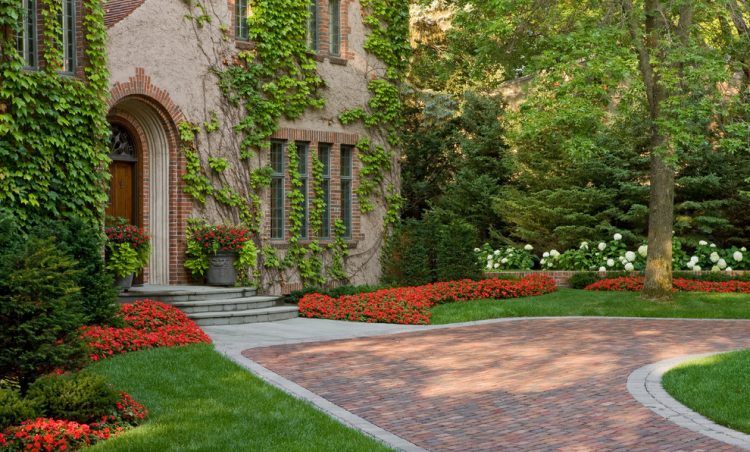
[206,251,237,286]
[115,273,134,292]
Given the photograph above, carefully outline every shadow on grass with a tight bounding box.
[88,344,391,452]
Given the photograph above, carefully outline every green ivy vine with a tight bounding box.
[339,0,410,228]
[178,0,408,288]
[0,0,110,227]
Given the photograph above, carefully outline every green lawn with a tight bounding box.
[430,288,750,324]
[88,344,390,451]
[662,349,750,434]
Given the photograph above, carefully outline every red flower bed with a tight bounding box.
[585,276,750,293]
[0,393,148,452]
[81,300,211,362]
[299,275,557,325]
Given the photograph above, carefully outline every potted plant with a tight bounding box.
[185,222,252,286]
[105,224,150,291]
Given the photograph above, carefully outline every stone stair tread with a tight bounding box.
[121,286,254,297]
[170,296,279,307]
[188,305,298,319]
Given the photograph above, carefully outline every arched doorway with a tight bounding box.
[108,96,175,285]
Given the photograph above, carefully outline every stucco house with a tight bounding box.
[9,0,401,294]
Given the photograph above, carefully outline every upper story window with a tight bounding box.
[16,0,37,68]
[270,141,285,240]
[318,143,331,238]
[61,0,75,73]
[307,0,318,51]
[329,0,340,56]
[235,0,249,41]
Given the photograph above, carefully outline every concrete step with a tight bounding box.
[118,285,256,304]
[170,296,279,314]
[190,305,299,326]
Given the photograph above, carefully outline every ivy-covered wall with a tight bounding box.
[107,0,409,291]
[0,0,110,227]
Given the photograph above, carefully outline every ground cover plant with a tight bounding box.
[86,344,392,451]
[429,289,750,325]
[662,349,750,435]
[299,274,556,324]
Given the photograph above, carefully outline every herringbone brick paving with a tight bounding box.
[244,318,750,451]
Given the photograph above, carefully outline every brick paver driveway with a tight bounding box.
[244,318,750,451]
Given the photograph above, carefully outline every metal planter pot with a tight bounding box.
[206,251,238,286]
[115,273,134,292]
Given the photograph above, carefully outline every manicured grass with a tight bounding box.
[88,344,390,451]
[430,288,750,324]
[662,349,750,434]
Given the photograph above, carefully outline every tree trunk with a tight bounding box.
[642,152,674,299]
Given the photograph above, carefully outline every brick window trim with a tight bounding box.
[227,0,353,62]
[264,127,362,246]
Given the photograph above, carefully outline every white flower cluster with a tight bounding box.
[476,235,749,273]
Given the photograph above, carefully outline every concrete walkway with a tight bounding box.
[213,317,750,451]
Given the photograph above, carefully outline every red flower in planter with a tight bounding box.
[298,275,557,325]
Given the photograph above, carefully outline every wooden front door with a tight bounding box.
[106,161,136,223]
[105,124,139,225]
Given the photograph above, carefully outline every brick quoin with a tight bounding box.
[108,68,191,284]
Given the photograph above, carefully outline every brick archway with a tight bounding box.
[108,68,190,284]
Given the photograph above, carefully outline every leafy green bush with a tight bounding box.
[27,216,118,325]
[381,219,435,286]
[382,218,480,286]
[568,272,601,289]
[0,216,88,393]
[0,388,40,429]
[435,220,481,281]
[27,372,120,424]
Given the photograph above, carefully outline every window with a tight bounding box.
[307,0,318,51]
[318,144,331,238]
[296,142,309,239]
[340,145,353,238]
[61,0,75,73]
[16,0,37,68]
[235,0,249,40]
[270,141,285,240]
[329,0,340,56]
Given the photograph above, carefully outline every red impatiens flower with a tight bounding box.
[80,300,211,362]
[298,275,557,325]
[584,276,750,293]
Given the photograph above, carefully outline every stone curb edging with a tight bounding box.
[627,352,750,450]
[219,349,427,452]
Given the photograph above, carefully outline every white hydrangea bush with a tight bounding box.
[477,233,749,272]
